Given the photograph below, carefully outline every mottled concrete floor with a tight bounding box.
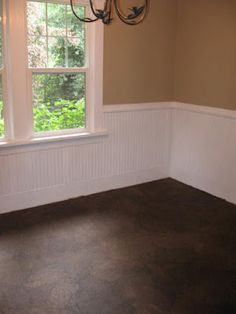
[0,179,236,314]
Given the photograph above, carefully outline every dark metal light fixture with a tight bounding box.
[70,0,149,25]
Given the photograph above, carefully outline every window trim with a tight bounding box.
[0,0,105,146]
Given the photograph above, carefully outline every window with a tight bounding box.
[0,0,104,145]
[27,1,86,133]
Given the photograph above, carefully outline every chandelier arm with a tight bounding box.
[114,0,149,25]
[89,0,101,18]
[70,0,149,25]
[115,9,146,25]
[70,0,99,23]
[89,0,109,20]
[102,0,113,24]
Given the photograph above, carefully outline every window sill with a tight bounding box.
[0,129,108,154]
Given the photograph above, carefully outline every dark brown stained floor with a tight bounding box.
[0,178,236,314]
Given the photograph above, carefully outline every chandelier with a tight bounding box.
[70,0,149,25]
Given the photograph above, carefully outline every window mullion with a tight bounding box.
[29,67,88,73]
[7,0,33,141]
[65,4,68,68]
[46,2,49,66]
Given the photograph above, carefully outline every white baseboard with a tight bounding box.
[0,100,236,213]
[170,102,236,204]
[0,104,171,213]
[171,168,236,205]
[0,166,167,213]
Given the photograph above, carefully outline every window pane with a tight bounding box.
[27,1,46,67]
[67,37,84,68]
[27,1,46,36]
[48,36,66,67]
[27,1,85,68]
[33,73,86,132]
[28,35,47,68]
[67,6,85,67]
[67,6,85,38]
[0,75,4,137]
[48,3,66,37]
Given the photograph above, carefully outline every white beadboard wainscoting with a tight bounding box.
[0,103,172,213]
[1,101,236,213]
[170,102,236,205]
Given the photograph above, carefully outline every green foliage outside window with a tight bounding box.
[27,1,86,133]
[34,98,85,132]
[0,1,87,137]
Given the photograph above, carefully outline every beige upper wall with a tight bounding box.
[103,0,177,105]
[104,0,236,110]
[174,0,236,110]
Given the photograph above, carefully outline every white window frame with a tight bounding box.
[0,0,105,147]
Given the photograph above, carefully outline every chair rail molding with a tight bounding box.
[1,100,236,213]
[170,102,236,205]
[0,102,172,213]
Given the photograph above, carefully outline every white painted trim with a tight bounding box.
[170,168,236,206]
[0,107,171,212]
[30,0,90,4]
[1,0,104,143]
[88,20,104,131]
[0,102,172,150]
[0,129,108,155]
[103,102,172,113]
[172,102,236,119]
[1,100,236,213]
[103,101,236,118]
[29,68,89,73]
[2,0,15,141]
[1,100,236,151]
[0,166,167,213]
[5,0,32,141]
[170,102,236,205]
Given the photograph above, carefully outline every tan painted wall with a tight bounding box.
[103,0,177,105]
[104,0,236,110]
[174,0,236,110]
